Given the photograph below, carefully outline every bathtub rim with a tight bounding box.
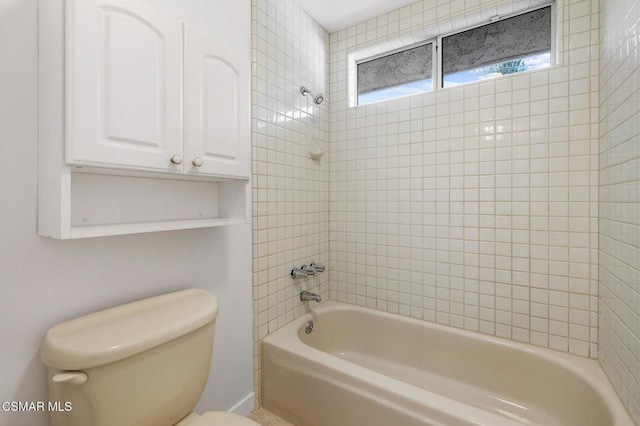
[262,300,633,426]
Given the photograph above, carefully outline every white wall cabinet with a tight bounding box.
[184,27,250,178]
[67,0,184,172]
[38,0,250,239]
[64,0,250,179]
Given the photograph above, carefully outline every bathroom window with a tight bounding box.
[357,42,435,106]
[354,4,553,105]
[441,6,552,87]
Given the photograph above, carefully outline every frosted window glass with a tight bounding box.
[358,43,433,96]
[442,7,551,77]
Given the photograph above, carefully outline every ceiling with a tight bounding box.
[292,0,419,33]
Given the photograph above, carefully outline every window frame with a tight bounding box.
[352,1,555,107]
[355,39,438,106]
[436,2,555,89]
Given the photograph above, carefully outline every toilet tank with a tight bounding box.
[40,289,219,426]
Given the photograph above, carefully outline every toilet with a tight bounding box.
[40,289,259,426]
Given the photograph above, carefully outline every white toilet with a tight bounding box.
[40,289,259,426]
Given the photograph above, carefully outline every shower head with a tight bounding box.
[300,86,324,105]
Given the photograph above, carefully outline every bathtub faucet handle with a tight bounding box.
[301,265,317,275]
[291,268,308,279]
[310,262,325,272]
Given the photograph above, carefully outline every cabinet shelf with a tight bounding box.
[69,218,245,239]
[38,169,249,240]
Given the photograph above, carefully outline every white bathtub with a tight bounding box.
[262,301,633,426]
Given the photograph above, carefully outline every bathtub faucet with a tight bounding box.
[309,262,325,272]
[301,265,317,275]
[300,291,321,303]
[291,268,308,279]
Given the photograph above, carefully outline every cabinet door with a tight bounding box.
[184,26,251,179]
[65,0,183,172]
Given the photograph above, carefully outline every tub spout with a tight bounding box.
[300,291,321,303]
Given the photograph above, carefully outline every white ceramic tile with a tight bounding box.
[329,0,599,360]
[251,0,330,405]
[599,0,640,421]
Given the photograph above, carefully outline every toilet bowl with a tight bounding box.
[40,289,258,426]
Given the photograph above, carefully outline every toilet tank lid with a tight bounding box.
[41,289,219,370]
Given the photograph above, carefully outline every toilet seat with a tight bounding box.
[179,411,260,426]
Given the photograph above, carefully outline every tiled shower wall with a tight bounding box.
[599,0,640,421]
[329,0,601,357]
[251,0,330,404]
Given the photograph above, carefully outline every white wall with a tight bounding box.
[599,0,640,421]
[329,0,600,357]
[0,1,253,425]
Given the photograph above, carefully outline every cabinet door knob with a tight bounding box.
[170,154,183,165]
[192,157,204,167]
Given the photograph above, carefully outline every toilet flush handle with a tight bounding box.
[52,372,88,385]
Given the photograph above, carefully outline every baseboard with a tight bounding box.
[228,392,255,416]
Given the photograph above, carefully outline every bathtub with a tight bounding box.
[262,301,633,426]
